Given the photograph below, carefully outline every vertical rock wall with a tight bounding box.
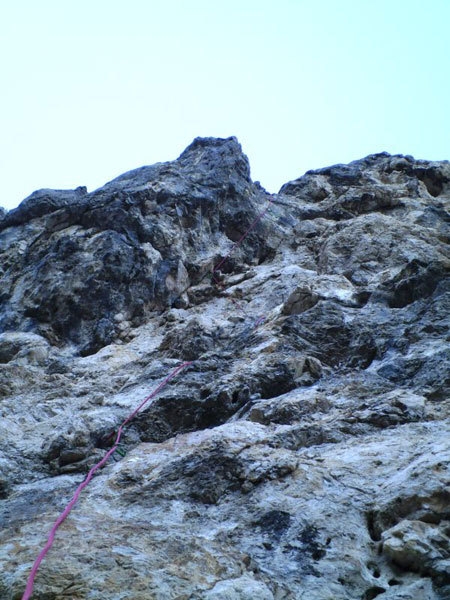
[0,139,449,599]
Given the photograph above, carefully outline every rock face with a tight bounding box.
[0,137,449,600]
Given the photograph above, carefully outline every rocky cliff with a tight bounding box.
[0,137,449,600]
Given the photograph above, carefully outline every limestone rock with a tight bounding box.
[382,520,450,585]
[0,136,272,356]
[0,186,88,229]
[0,141,449,599]
[282,285,320,315]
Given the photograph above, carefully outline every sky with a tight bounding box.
[1,0,449,210]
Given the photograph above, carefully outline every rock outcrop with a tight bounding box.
[0,137,449,599]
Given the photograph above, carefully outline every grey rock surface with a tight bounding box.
[0,138,449,599]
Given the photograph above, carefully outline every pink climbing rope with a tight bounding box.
[21,195,275,598]
[21,361,192,600]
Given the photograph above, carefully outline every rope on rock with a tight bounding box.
[212,195,274,274]
[21,361,192,600]
[21,195,275,599]
[170,194,275,308]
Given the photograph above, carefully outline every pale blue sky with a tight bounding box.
[1,0,449,210]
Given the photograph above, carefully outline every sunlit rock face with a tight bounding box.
[0,138,449,600]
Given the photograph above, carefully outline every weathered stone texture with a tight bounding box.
[0,139,449,599]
